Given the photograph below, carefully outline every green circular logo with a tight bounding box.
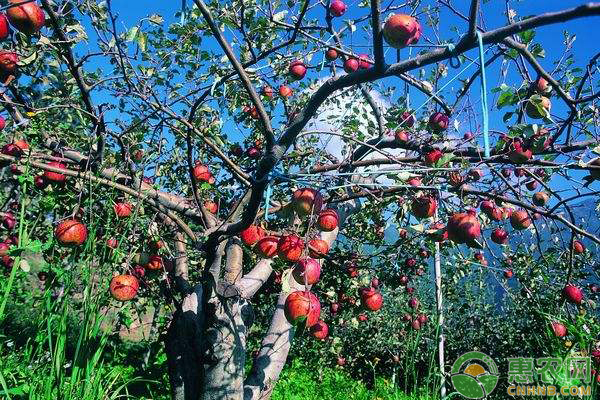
[451,351,499,399]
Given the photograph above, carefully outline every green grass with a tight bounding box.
[272,360,437,400]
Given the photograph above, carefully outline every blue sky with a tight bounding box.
[74,1,600,198]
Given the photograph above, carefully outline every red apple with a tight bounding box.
[203,200,218,214]
[289,60,307,80]
[292,188,323,216]
[532,192,549,206]
[424,149,443,165]
[325,48,338,61]
[278,234,305,262]
[525,180,538,191]
[279,85,293,98]
[503,269,513,279]
[0,242,9,256]
[463,132,474,140]
[394,130,409,143]
[447,172,464,187]
[357,54,373,69]
[468,169,484,181]
[114,202,133,218]
[407,177,422,186]
[44,161,67,182]
[525,96,551,119]
[551,321,567,337]
[106,238,118,249]
[317,209,338,231]
[358,314,368,322]
[0,51,18,75]
[428,112,449,132]
[292,257,321,285]
[55,219,87,246]
[343,58,359,73]
[310,319,329,340]
[308,238,329,258]
[246,146,261,159]
[284,290,321,328]
[411,195,437,219]
[329,0,347,17]
[510,210,531,230]
[400,111,415,127]
[330,302,340,314]
[508,141,533,163]
[0,14,9,40]
[145,255,163,270]
[491,228,508,245]
[411,319,421,330]
[417,314,428,325]
[193,163,215,184]
[240,224,265,246]
[383,14,421,49]
[255,236,279,258]
[534,76,551,94]
[109,274,139,301]
[408,297,420,309]
[446,211,481,247]
[360,287,383,311]
[572,240,585,254]
[562,284,583,305]
[6,0,45,35]
[336,356,346,366]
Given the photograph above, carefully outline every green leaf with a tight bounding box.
[518,30,535,44]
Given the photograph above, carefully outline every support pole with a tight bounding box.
[435,241,446,398]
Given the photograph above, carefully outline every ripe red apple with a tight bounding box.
[0,14,9,40]
[330,302,340,314]
[526,96,551,119]
[193,163,215,184]
[246,146,261,159]
[491,228,508,245]
[411,195,437,219]
[336,356,346,366]
[463,132,474,140]
[203,200,218,214]
[532,192,549,206]
[2,214,15,230]
[398,228,408,239]
[284,290,321,328]
[551,321,567,337]
[317,209,338,231]
[525,180,538,191]
[44,161,67,182]
[508,141,533,163]
[278,234,305,262]
[292,257,321,285]
[572,240,585,254]
[428,112,449,132]
[243,105,259,120]
[106,238,118,249]
[407,177,422,186]
[562,284,583,305]
[411,319,421,330]
[503,269,513,279]
[329,0,347,17]
[279,85,293,98]
[289,60,307,80]
[446,211,481,247]
[358,313,368,322]
[132,149,144,162]
[360,287,383,311]
[400,111,415,127]
[383,14,421,49]
[424,149,443,165]
[325,48,338,61]
[534,76,551,94]
[343,57,359,73]
[408,297,420,309]
[308,238,329,258]
[145,255,163,270]
[510,210,531,230]
[262,85,274,99]
[240,224,265,246]
[1,143,20,156]
[447,172,464,187]
[371,277,379,288]
[357,54,373,69]
[6,0,45,35]
[0,51,18,75]
[114,202,133,218]
[292,188,323,216]
[109,274,139,301]
[406,287,415,294]
[310,319,329,340]
[468,169,484,181]
[394,130,409,143]
[255,236,279,258]
[55,219,87,246]
[417,314,428,325]
[0,242,9,256]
